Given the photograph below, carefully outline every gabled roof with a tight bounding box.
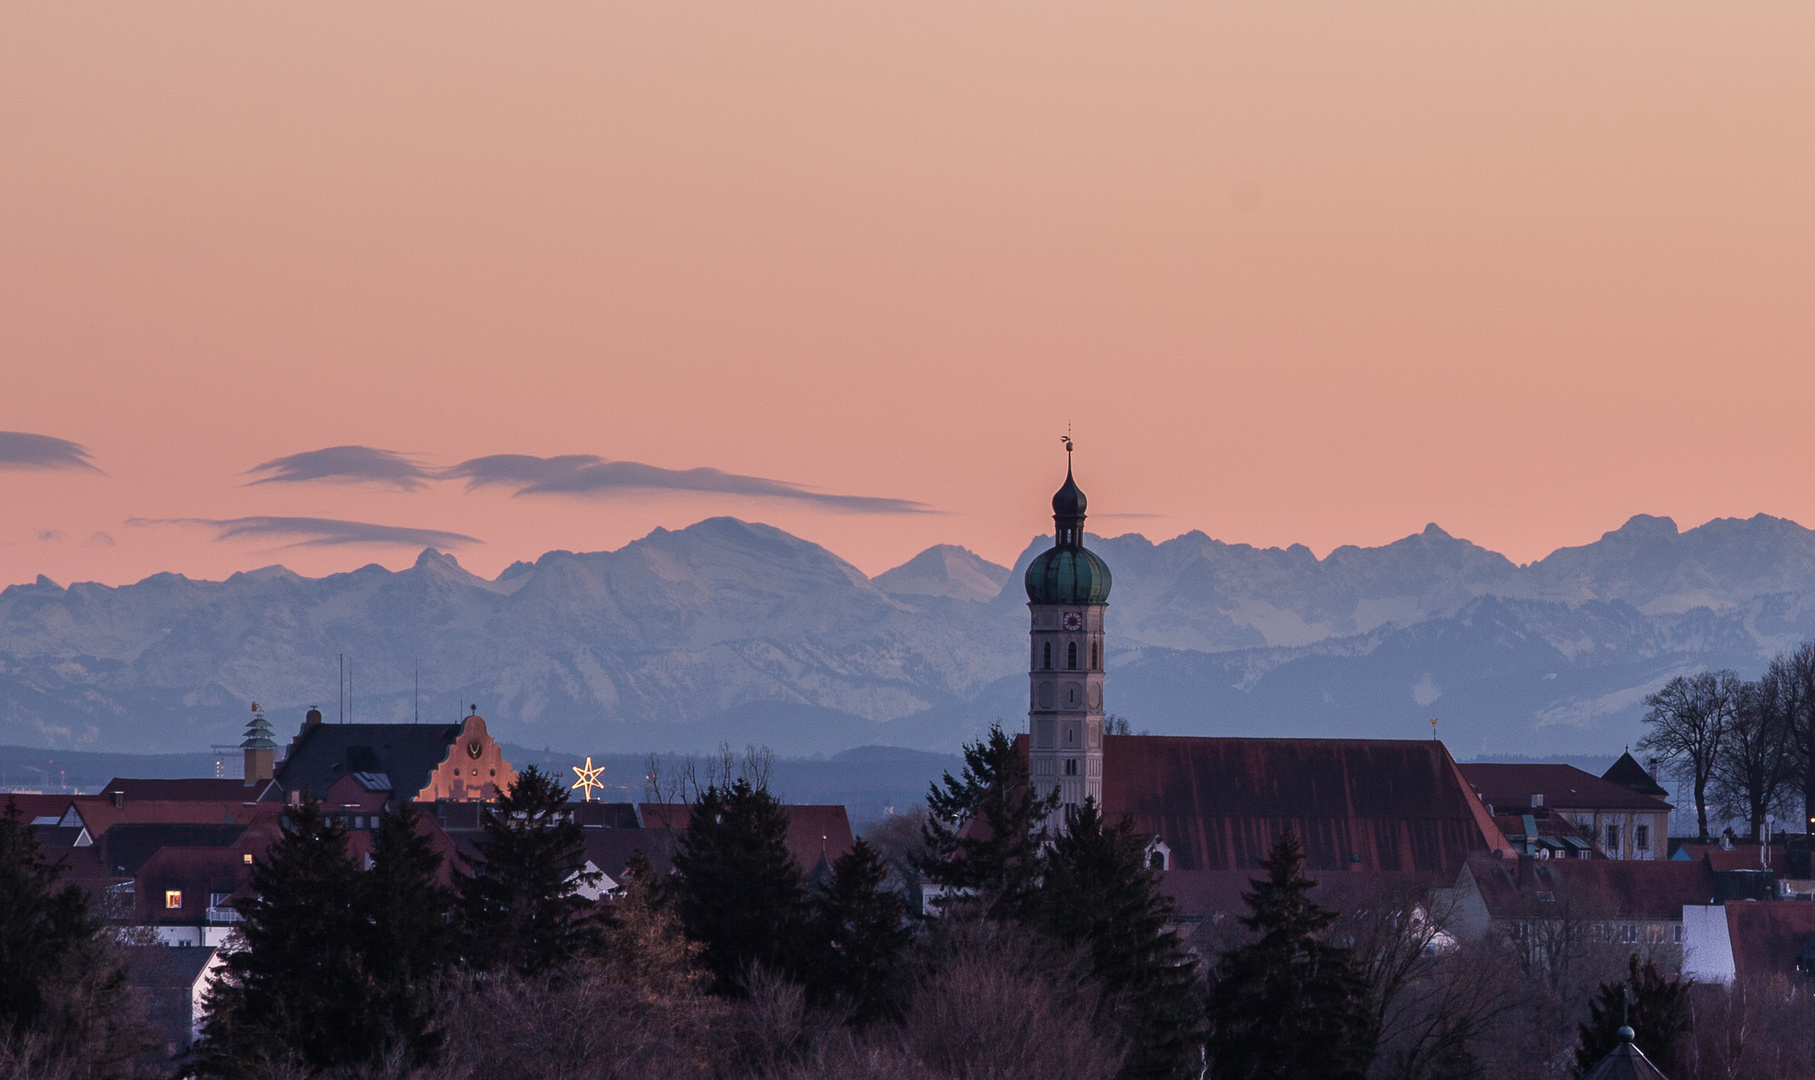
[636,803,856,871]
[1096,735,1510,873]
[1457,763,1672,813]
[99,778,276,803]
[69,797,279,839]
[1159,868,1449,922]
[582,828,681,881]
[2,794,79,823]
[275,722,462,801]
[1581,1036,1670,1080]
[1671,842,1785,872]
[1601,753,1669,799]
[102,823,248,876]
[1462,854,1714,921]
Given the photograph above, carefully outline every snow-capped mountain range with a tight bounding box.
[6,513,1815,758]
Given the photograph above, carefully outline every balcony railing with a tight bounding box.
[206,906,242,924]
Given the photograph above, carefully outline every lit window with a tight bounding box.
[242,853,253,864]
[165,890,182,909]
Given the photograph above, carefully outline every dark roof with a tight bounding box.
[1464,854,1715,921]
[1581,1035,1670,1080]
[34,826,89,847]
[102,823,246,876]
[3,794,78,823]
[100,778,275,802]
[1096,735,1509,873]
[1025,546,1112,605]
[575,802,640,828]
[122,946,218,1060]
[1602,753,1669,798]
[1672,842,1785,872]
[1458,763,1673,813]
[1724,902,1815,981]
[582,829,680,880]
[275,723,462,801]
[1159,868,1449,922]
[636,804,856,871]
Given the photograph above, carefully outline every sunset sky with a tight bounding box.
[3,1,1812,588]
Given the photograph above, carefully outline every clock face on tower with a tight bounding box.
[1062,612,1082,631]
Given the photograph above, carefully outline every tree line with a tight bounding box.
[1637,641,1815,840]
[13,725,1815,1080]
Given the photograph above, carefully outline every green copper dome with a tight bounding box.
[1025,544,1112,604]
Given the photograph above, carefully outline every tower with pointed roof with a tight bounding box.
[242,703,278,783]
[1026,442,1112,818]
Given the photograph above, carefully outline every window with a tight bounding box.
[1150,851,1165,870]
[242,853,253,865]
[164,890,183,910]
[1091,642,1098,669]
[1042,642,1052,670]
[1065,759,1078,776]
[1673,924,1683,944]
[1067,641,1078,670]
[1605,825,1621,851]
[1647,924,1665,945]
[1635,824,1650,851]
[211,892,232,907]
[1536,891,1555,903]
[1619,924,1637,944]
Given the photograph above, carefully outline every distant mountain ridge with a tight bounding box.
[5,513,1815,758]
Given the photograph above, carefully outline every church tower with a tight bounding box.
[1025,443,1112,817]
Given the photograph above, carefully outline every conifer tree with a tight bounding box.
[193,799,380,1075]
[1204,830,1377,1080]
[360,800,458,1064]
[0,798,101,1038]
[808,838,914,1023]
[917,723,1059,917]
[671,777,809,994]
[601,852,709,997]
[1034,798,1200,1080]
[1574,955,1691,1078]
[458,765,600,975]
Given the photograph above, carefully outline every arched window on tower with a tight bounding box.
[1067,641,1078,670]
[1091,642,1098,670]
[1042,642,1052,670]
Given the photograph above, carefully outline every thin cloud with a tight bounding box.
[442,454,931,514]
[128,516,481,549]
[246,445,435,490]
[35,530,68,542]
[0,431,102,473]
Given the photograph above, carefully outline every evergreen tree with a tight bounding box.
[917,723,1059,917]
[1574,955,1691,1078]
[808,838,914,1023]
[360,800,458,1064]
[671,777,809,995]
[600,851,709,998]
[458,765,600,975]
[1033,798,1200,1080]
[193,799,380,1076]
[1204,831,1377,1080]
[0,797,100,1038]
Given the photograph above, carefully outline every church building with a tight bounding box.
[1019,457,1513,879]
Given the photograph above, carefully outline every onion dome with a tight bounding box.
[1024,458,1112,603]
[1025,545,1113,604]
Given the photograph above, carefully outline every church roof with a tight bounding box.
[1095,735,1510,873]
[1458,763,1672,813]
[1025,546,1112,605]
[1602,752,1670,798]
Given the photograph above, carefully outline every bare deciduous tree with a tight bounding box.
[1715,672,1800,840]
[1639,671,1743,840]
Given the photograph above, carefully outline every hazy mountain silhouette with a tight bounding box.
[6,513,1815,757]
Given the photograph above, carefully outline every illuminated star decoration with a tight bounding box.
[570,756,606,802]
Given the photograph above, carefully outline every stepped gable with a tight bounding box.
[1601,752,1669,799]
[1095,735,1511,873]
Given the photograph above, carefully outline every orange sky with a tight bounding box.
[3,1,1813,588]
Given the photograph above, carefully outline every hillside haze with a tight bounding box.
[5,514,1815,758]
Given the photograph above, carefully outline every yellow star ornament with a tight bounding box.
[571,756,606,802]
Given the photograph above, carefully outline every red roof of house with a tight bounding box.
[1672,842,1787,873]
[1095,735,1510,873]
[2,794,79,823]
[582,829,681,881]
[69,797,280,838]
[100,778,277,803]
[1463,854,1715,921]
[1457,763,1673,814]
[134,846,256,924]
[1724,902,1815,981]
[1159,868,1449,921]
[636,803,855,872]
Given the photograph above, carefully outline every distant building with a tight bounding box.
[1457,762,1672,860]
[274,705,518,804]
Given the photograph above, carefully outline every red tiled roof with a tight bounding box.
[2,794,79,823]
[1672,843,1786,873]
[1464,854,1714,921]
[69,797,280,838]
[1159,868,1448,921]
[636,803,855,872]
[1724,902,1815,981]
[135,846,256,923]
[582,829,681,881]
[100,778,276,803]
[1097,735,1509,873]
[1457,763,1673,814]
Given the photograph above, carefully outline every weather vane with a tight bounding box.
[1061,426,1074,457]
[1430,717,1439,741]
[571,756,606,802]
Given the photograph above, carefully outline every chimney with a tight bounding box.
[109,790,124,809]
